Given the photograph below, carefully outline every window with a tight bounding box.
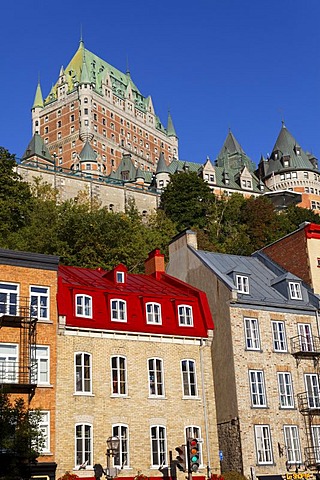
[0,343,18,383]
[0,282,18,315]
[312,426,320,463]
[76,295,92,318]
[277,372,294,408]
[305,374,320,408]
[111,356,127,395]
[39,411,50,453]
[75,353,92,394]
[151,426,167,467]
[31,345,50,385]
[181,360,197,397]
[185,426,202,464]
[30,286,49,320]
[298,323,313,352]
[116,272,124,283]
[146,303,162,324]
[254,425,273,464]
[249,370,267,407]
[178,305,193,326]
[236,275,249,294]
[244,317,260,350]
[284,426,301,464]
[113,424,129,467]
[289,282,302,300]
[148,358,164,396]
[272,321,287,352]
[111,299,127,322]
[75,424,92,468]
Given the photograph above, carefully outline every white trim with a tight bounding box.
[75,294,92,318]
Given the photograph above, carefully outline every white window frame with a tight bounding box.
[185,426,202,466]
[112,424,129,468]
[272,321,287,352]
[116,272,125,283]
[75,294,92,318]
[75,352,92,394]
[312,426,320,463]
[75,423,92,468]
[284,425,301,464]
[148,358,164,397]
[150,425,167,468]
[146,303,162,325]
[298,323,313,352]
[0,343,18,383]
[39,411,50,453]
[277,372,294,408]
[0,282,19,316]
[244,317,260,350]
[305,374,320,409]
[181,359,198,397]
[110,299,127,322]
[249,370,267,407]
[236,275,249,294]
[111,355,127,396]
[178,305,193,326]
[289,282,302,300]
[254,425,273,464]
[31,345,50,385]
[30,286,49,321]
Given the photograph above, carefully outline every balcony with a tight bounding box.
[298,392,320,415]
[290,335,320,365]
[304,447,320,468]
[0,361,37,395]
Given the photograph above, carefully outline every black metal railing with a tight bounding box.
[290,335,320,356]
[304,446,320,467]
[0,361,38,386]
[297,392,320,414]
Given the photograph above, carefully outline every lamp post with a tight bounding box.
[105,436,120,480]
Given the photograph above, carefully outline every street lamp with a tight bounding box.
[105,436,120,480]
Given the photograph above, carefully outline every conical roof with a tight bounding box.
[216,130,256,172]
[79,140,97,163]
[167,112,177,137]
[32,82,44,109]
[156,152,171,174]
[21,133,54,163]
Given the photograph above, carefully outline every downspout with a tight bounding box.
[200,338,211,476]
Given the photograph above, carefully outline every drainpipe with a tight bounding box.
[200,338,211,475]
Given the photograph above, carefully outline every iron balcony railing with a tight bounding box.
[0,361,38,386]
[290,335,320,356]
[304,446,320,467]
[297,391,320,414]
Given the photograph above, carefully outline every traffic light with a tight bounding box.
[188,438,200,473]
[175,444,186,472]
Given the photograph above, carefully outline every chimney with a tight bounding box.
[145,249,165,277]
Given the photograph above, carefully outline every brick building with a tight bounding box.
[55,249,219,479]
[0,248,59,480]
[167,231,320,480]
[260,222,320,295]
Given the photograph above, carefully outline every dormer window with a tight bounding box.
[111,299,127,322]
[289,282,302,300]
[116,272,125,283]
[236,275,249,294]
[178,305,193,326]
[76,294,92,318]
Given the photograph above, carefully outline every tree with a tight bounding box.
[0,393,44,480]
[159,172,213,230]
[0,148,33,246]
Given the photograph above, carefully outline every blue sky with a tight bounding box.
[1,0,320,167]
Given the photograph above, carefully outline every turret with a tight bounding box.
[155,152,171,190]
[166,111,178,159]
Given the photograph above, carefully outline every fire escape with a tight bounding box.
[0,296,38,401]
[291,334,320,468]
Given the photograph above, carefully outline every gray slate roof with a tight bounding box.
[192,248,319,310]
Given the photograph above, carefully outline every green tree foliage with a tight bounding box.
[0,393,44,480]
[0,148,33,246]
[159,171,213,230]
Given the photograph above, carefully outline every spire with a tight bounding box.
[80,54,90,84]
[32,81,44,109]
[156,152,170,174]
[126,55,131,78]
[166,111,177,137]
[79,140,97,163]
[21,133,53,163]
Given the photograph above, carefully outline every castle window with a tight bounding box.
[94,125,97,132]
[57,132,61,139]
[70,114,75,122]
[84,108,88,115]
[311,201,317,210]
[85,164,91,170]
[84,98,88,104]
[70,126,75,133]
[102,144,106,151]
[45,138,48,144]
[70,103,74,110]
[59,147,63,154]
[93,103,96,109]
[45,116,49,122]
[93,113,97,121]
[109,204,114,211]
[72,141,76,147]
[292,171,297,179]
[72,152,77,159]
[102,155,106,161]
[111,159,115,166]
[103,118,106,125]
[103,130,107,137]
[57,110,61,117]
[84,120,89,126]
[44,127,48,134]
[286,173,291,179]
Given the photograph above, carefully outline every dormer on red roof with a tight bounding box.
[57,253,214,338]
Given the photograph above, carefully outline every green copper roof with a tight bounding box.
[166,112,177,137]
[216,130,256,172]
[262,123,319,178]
[156,152,171,174]
[79,140,98,163]
[21,133,54,163]
[32,82,44,109]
